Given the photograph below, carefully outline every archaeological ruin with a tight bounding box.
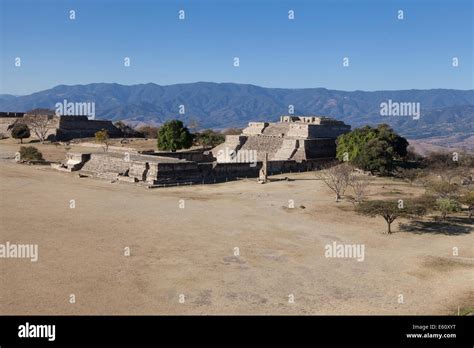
[51,116,351,187]
[0,112,121,141]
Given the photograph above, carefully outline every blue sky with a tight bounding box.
[0,0,472,95]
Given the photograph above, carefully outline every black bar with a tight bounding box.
[0,315,472,346]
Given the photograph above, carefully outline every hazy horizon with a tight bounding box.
[2,80,474,98]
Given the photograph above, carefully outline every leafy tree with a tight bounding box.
[10,123,31,144]
[353,138,394,175]
[435,198,461,220]
[19,146,44,161]
[157,120,193,151]
[336,124,408,175]
[95,129,110,152]
[356,199,426,234]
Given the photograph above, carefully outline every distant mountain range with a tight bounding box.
[1,82,473,149]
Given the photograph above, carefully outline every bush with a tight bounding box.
[435,198,461,220]
[395,167,426,184]
[459,190,474,219]
[195,129,225,147]
[19,146,44,161]
[426,181,460,199]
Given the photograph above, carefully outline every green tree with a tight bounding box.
[356,199,426,234]
[11,123,31,144]
[336,124,408,175]
[157,120,193,151]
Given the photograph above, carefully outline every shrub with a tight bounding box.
[195,129,225,147]
[435,198,461,220]
[19,146,44,161]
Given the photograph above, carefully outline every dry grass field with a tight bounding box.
[0,139,472,315]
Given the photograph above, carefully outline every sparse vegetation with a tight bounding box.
[136,125,160,139]
[459,190,474,220]
[19,146,44,161]
[395,167,426,185]
[194,129,225,148]
[95,129,110,152]
[434,198,462,220]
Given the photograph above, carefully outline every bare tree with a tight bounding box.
[349,173,371,204]
[27,116,54,143]
[317,162,352,202]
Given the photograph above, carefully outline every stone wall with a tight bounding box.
[141,149,214,163]
[242,122,268,135]
[0,113,122,141]
[81,153,133,176]
[56,116,122,141]
[307,124,351,139]
[74,150,333,185]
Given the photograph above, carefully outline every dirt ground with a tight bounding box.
[0,140,472,315]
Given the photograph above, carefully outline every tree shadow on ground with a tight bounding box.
[399,216,473,235]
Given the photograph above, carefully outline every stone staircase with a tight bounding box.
[273,139,299,160]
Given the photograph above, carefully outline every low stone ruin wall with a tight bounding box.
[140,149,214,163]
[72,151,333,186]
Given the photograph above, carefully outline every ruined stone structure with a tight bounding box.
[0,112,121,141]
[52,115,350,187]
[213,116,350,162]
